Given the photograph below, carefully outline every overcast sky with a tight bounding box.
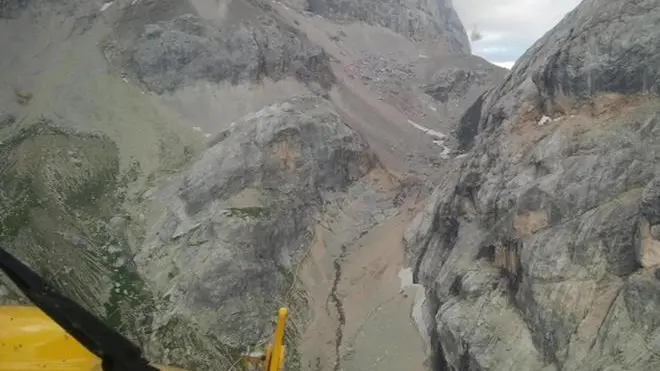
[453,0,582,69]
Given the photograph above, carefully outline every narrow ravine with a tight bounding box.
[299,200,428,371]
[329,244,347,371]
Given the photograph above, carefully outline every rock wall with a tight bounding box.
[462,0,660,151]
[407,0,660,370]
[281,0,470,53]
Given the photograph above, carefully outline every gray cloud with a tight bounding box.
[453,0,582,67]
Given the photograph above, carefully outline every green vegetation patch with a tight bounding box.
[0,177,38,238]
[103,253,154,331]
[224,207,269,219]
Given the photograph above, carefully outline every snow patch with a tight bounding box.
[192,126,212,138]
[407,120,446,140]
[411,283,431,356]
[538,115,551,126]
[398,268,414,291]
[100,1,113,11]
[399,267,431,356]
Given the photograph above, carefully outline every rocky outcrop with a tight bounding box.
[461,0,660,151]
[280,0,470,53]
[407,0,660,370]
[640,177,660,268]
[131,96,386,369]
[419,56,506,134]
[107,0,335,94]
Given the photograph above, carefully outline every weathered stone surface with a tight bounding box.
[531,0,660,110]
[413,104,660,371]
[134,96,386,369]
[112,6,334,94]
[458,0,660,152]
[287,0,470,53]
[423,66,499,106]
[351,53,506,136]
[408,0,660,369]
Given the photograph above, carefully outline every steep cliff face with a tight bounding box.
[459,0,660,150]
[407,0,660,370]
[279,0,470,53]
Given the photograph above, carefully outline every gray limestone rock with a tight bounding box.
[531,0,660,110]
[458,0,660,152]
[294,0,470,53]
[176,96,374,215]
[408,0,660,369]
[114,10,334,93]
[134,95,384,368]
[352,53,506,135]
[414,104,660,371]
[420,57,507,133]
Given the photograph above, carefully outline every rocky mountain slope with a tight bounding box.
[0,0,502,370]
[406,0,660,370]
[6,0,660,370]
[277,0,470,53]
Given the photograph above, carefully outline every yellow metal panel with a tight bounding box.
[0,306,189,371]
[0,306,101,371]
[1,303,289,371]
